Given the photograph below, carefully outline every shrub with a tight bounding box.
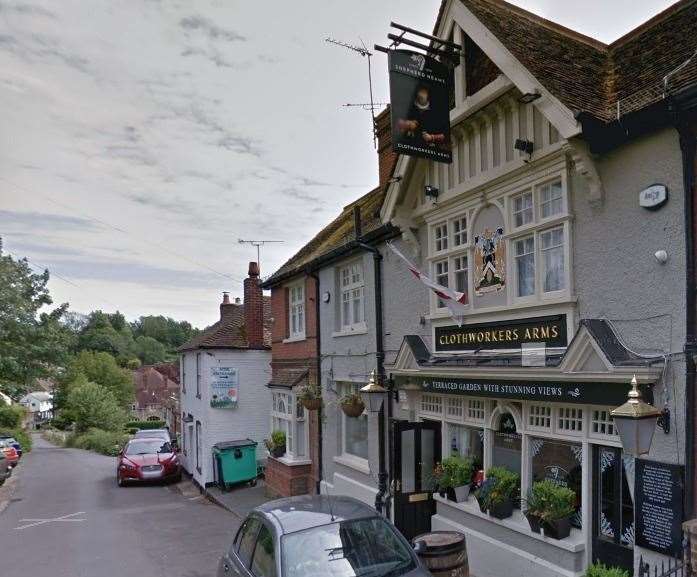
[124,420,165,430]
[264,430,286,453]
[477,466,520,508]
[67,428,129,456]
[0,427,32,452]
[585,563,630,577]
[435,456,474,489]
[65,377,127,432]
[525,480,576,522]
[0,404,24,428]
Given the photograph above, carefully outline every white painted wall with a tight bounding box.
[179,348,272,487]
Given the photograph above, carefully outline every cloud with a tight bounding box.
[280,187,322,204]
[179,15,246,42]
[0,210,100,231]
[5,241,85,258]
[0,2,56,18]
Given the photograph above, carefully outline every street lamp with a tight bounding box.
[611,375,663,457]
[360,370,387,414]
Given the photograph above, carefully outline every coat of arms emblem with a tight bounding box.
[474,227,505,295]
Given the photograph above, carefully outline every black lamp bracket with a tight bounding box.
[658,407,671,434]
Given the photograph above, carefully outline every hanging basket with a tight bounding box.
[301,398,322,411]
[341,398,365,418]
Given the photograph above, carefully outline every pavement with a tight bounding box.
[203,480,269,518]
[0,434,241,577]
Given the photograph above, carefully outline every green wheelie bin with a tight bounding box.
[213,439,258,491]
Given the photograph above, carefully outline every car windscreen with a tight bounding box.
[282,517,416,577]
[125,440,172,455]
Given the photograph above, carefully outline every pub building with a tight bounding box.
[372,1,697,577]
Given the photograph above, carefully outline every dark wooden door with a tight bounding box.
[592,445,634,575]
[393,420,442,541]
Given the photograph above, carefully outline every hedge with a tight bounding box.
[0,428,32,453]
[67,428,129,456]
[124,420,165,430]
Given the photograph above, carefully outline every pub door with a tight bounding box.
[393,420,442,541]
[592,445,635,574]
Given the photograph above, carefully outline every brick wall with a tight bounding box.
[244,262,265,349]
[265,457,313,498]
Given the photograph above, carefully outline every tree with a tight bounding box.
[133,335,168,365]
[65,376,126,432]
[59,351,134,409]
[0,404,24,428]
[132,315,198,353]
[77,311,132,358]
[0,243,74,397]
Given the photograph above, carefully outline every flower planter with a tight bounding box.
[489,499,514,519]
[476,496,488,513]
[542,517,571,540]
[453,484,470,502]
[301,398,322,411]
[270,446,286,458]
[525,513,542,534]
[341,400,365,418]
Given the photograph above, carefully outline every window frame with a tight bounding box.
[538,179,564,220]
[287,282,305,340]
[512,190,534,228]
[180,355,186,394]
[340,382,369,464]
[195,352,201,399]
[540,226,566,295]
[433,221,449,253]
[195,420,202,473]
[270,391,308,461]
[338,260,366,331]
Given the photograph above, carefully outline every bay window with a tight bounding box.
[271,391,307,460]
[339,261,364,330]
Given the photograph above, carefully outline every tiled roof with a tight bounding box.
[178,297,272,351]
[449,0,697,121]
[263,187,386,287]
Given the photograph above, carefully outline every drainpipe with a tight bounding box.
[307,269,323,495]
[354,207,389,515]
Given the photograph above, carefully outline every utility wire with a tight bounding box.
[0,175,246,284]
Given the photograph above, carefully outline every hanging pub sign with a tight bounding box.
[210,366,238,408]
[388,49,452,164]
[394,374,652,406]
[635,460,684,557]
[435,314,568,352]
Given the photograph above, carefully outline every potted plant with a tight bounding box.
[585,563,630,577]
[297,384,322,411]
[534,480,576,539]
[264,430,286,458]
[523,481,548,533]
[436,456,474,502]
[476,466,520,519]
[340,391,365,418]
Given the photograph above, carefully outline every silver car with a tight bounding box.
[217,495,430,577]
[0,450,10,485]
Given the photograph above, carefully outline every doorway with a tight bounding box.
[393,420,442,541]
[592,445,634,574]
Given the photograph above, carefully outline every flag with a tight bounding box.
[387,241,468,326]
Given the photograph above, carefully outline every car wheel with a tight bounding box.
[117,475,125,487]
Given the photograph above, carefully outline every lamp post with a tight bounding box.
[360,370,388,514]
[611,375,664,457]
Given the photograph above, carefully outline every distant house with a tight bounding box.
[19,391,53,428]
[178,262,272,488]
[131,363,180,422]
[0,391,13,406]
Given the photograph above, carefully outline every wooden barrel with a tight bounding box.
[412,531,468,577]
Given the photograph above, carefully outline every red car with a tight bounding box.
[0,440,19,468]
[116,437,181,487]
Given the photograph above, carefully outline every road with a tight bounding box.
[0,435,240,577]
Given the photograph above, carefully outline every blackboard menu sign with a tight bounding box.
[635,459,684,557]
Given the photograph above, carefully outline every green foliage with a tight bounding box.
[0,427,31,452]
[60,351,134,408]
[124,420,166,430]
[0,247,74,396]
[476,466,520,508]
[434,456,473,489]
[67,428,129,456]
[265,430,286,453]
[131,315,198,352]
[132,335,168,365]
[65,376,127,432]
[77,310,133,358]
[585,563,630,577]
[525,480,576,521]
[296,383,321,402]
[0,404,24,428]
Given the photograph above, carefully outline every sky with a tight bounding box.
[0,0,676,329]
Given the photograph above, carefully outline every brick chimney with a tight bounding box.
[375,106,397,191]
[220,291,236,319]
[244,262,265,349]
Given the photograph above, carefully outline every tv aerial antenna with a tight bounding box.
[238,239,284,269]
[325,37,384,147]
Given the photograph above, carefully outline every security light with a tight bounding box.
[514,139,534,155]
[424,185,439,201]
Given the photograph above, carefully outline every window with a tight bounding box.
[513,191,533,227]
[467,399,485,422]
[591,408,617,437]
[530,438,583,528]
[195,352,201,398]
[195,420,202,472]
[541,227,565,292]
[434,259,448,307]
[528,404,552,430]
[181,355,186,394]
[452,255,468,294]
[251,525,276,577]
[448,423,483,466]
[271,391,306,458]
[539,180,563,218]
[514,236,535,297]
[342,383,368,460]
[236,518,261,567]
[288,284,305,338]
[434,222,448,252]
[340,262,364,329]
[558,407,583,433]
[452,215,467,246]
[421,394,443,416]
[446,397,463,419]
